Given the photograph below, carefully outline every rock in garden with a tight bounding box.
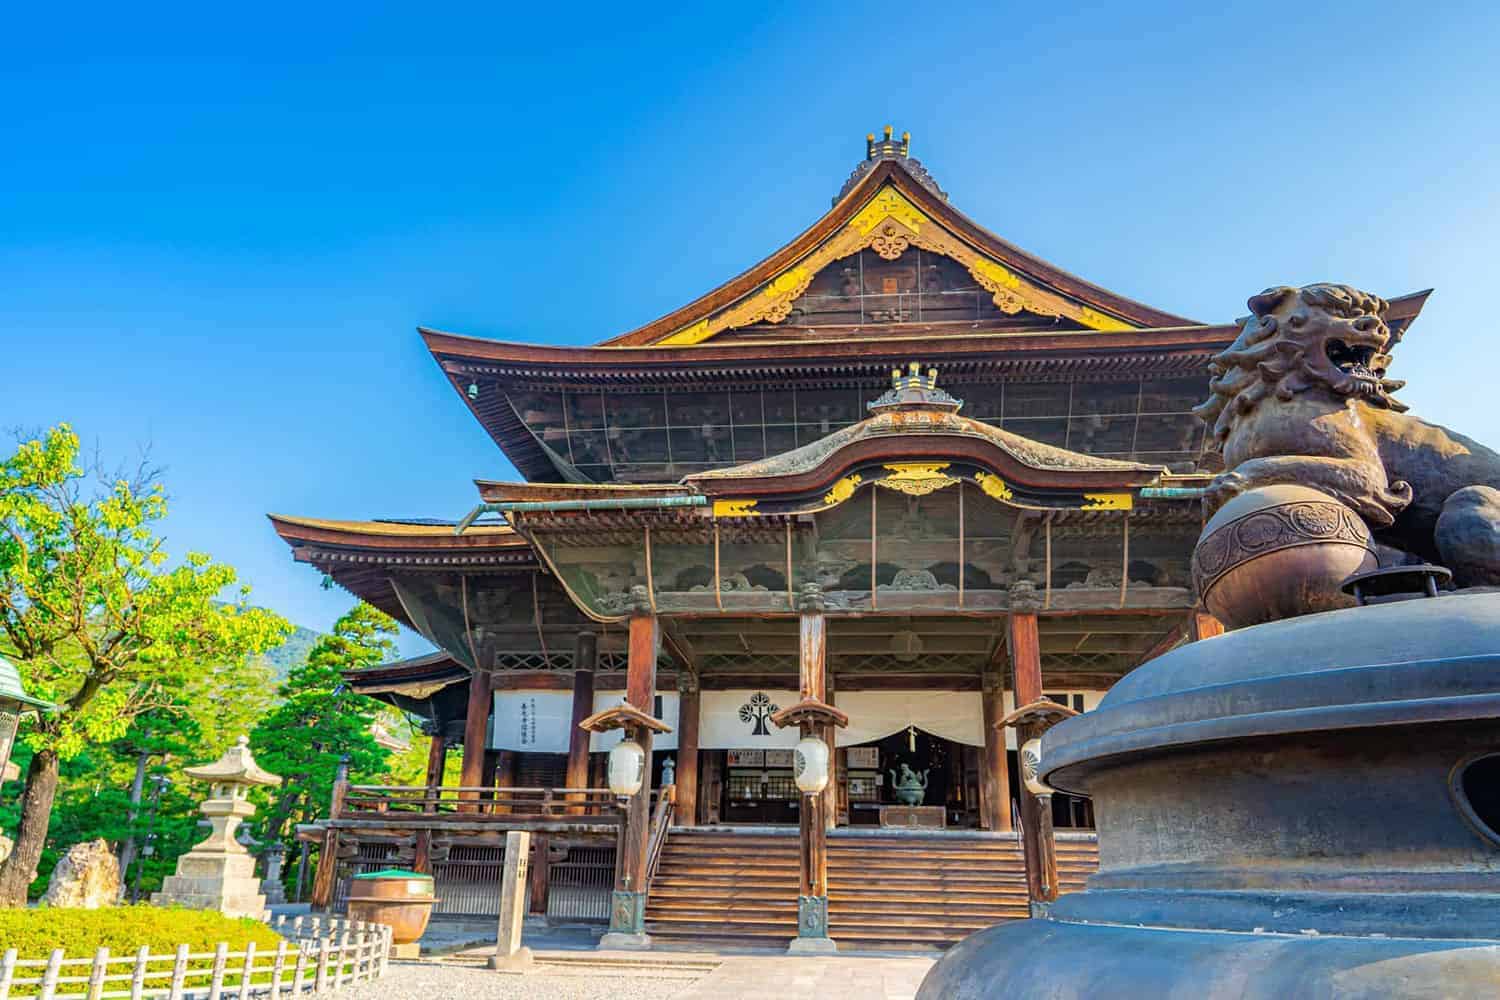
[41,838,121,909]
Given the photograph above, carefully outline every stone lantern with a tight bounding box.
[153,736,282,918]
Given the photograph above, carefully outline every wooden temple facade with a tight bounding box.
[269,128,1430,949]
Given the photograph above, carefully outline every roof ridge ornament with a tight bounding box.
[867,124,910,161]
[867,361,964,415]
[835,125,946,205]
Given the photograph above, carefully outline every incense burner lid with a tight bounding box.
[1041,590,1500,792]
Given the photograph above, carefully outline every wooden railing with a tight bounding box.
[339,785,622,822]
[0,915,388,1000]
[643,784,676,895]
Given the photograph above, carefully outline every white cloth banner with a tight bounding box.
[489,690,680,753]
[490,691,573,753]
[836,691,986,748]
[699,690,803,749]
[490,687,1109,754]
[697,689,1109,751]
[588,691,679,753]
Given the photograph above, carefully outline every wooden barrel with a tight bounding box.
[346,869,437,944]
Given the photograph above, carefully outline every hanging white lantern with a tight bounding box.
[1021,737,1051,796]
[608,738,647,797]
[794,736,831,794]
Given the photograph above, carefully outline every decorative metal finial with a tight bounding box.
[843,126,941,204]
[865,126,912,162]
[868,363,963,415]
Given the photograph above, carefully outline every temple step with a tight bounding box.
[644,829,1099,950]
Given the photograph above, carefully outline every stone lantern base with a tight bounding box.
[153,846,267,919]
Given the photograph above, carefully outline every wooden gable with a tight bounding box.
[603,145,1198,349]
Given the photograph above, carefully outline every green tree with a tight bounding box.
[0,425,290,906]
[251,603,397,847]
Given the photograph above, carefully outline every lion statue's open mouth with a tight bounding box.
[1324,338,1379,380]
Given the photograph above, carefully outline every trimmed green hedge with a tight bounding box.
[0,904,282,957]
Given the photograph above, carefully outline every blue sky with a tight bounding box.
[3,2,1497,653]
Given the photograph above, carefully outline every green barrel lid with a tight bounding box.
[352,868,433,881]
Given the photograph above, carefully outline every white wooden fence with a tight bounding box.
[0,915,390,1000]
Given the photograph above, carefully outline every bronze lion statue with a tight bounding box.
[1196,283,1500,586]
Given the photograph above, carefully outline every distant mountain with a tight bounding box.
[257,622,324,680]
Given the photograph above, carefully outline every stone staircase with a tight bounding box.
[644,828,1097,950]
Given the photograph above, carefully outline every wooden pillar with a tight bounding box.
[793,606,834,950]
[566,633,598,803]
[675,674,701,826]
[980,672,1013,832]
[459,670,493,810]
[606,612,658,944]
[309,763,349,911]
[309,829,340,910]
[529,835,551,915]
[1008,611,1057,905]
[492,750,516,816]
[822,670,837,832]
[424,730,447,791]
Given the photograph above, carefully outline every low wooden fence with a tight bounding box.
[0,915,389,1000]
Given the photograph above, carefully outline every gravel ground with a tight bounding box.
[330,960,702,1000]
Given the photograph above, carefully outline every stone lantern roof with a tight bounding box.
[184,736,282,788]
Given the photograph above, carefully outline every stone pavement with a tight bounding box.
[269,907,936,998]
[671,953,933,999]
[436,947,935,1000]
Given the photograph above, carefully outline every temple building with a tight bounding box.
[270,128,1429,949]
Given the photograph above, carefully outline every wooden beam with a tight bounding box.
[660,625,697,676]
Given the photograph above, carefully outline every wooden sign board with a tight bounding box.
[846,747,879,770]
[727,749,765,768]
[765,749,794,768]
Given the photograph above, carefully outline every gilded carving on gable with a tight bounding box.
[656,185,1137,345]
[851,187,930,235]
[870,222,912,261]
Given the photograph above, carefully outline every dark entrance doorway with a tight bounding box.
[844,727,977,827]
